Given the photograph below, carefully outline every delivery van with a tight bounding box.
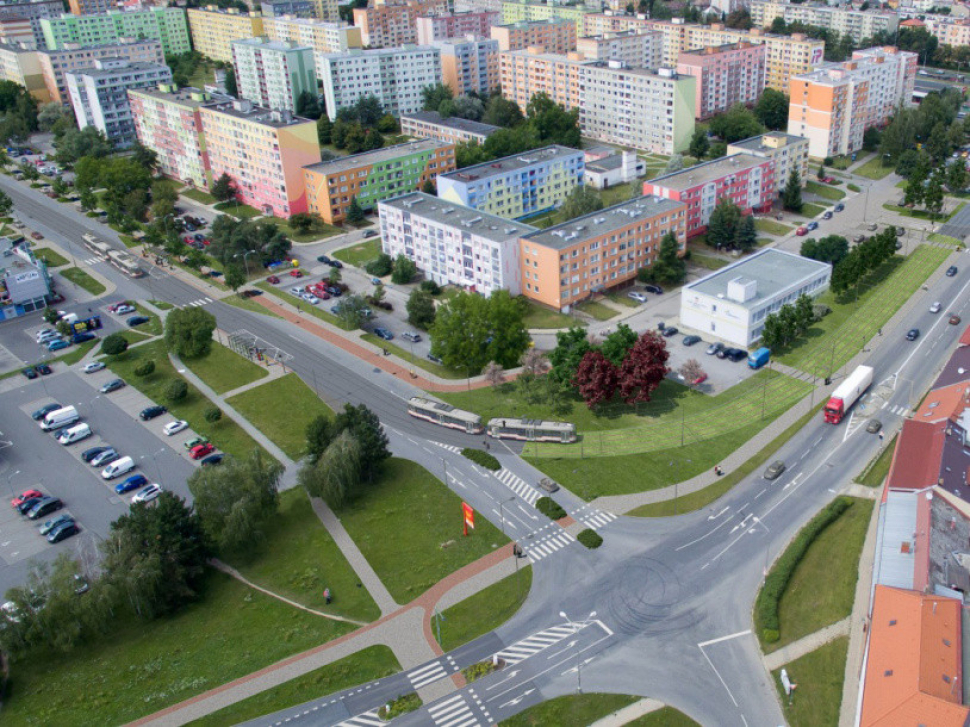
[101,456,135,480]
[57,423,91,445]
[40,405,79,431]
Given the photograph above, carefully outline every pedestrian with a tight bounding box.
[324,587,331,604]
[877,327,882,336]
[878,431,884,441]
[484,440,490,451]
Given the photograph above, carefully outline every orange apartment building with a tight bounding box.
[433,35,499,96]
[490,17,576,53]
[499,47,583,114]
[353,0,447,48]
[676,42,767,119]
[519,195,687,311]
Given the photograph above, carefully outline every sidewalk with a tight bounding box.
[763,618,850,672]
[588,698,665,727]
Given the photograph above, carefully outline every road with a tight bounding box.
[0,171,966,725]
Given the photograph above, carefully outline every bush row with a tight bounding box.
[461,447,500,471]
[378,693,421,721]
[536,496,566,521]
[577,529,603,549]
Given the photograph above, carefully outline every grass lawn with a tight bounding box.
[53,340,97,366]
[761,498,873,651]
[180,341,268,395]
[182,187,217,205]
[854,157,894,180]
[805,181,846,201]
[928,232,962,246]
[847,183,861,193]
[271,217,343,243]
[60,266,106,296]
[221,292,285,319]
[227,373,333,461]
[214,201,261,219]
[193,646,400,727]
[0,572,354,727]
[119,234,140,249]
[799,202,827,218]
[600,181,638,207]
[337,458,509,602]
[575,300,617,321]
[522,300,581,329]
[33,247,69,267]
[102,340,269,462]
[359,333,465,379]
[436,566,532,652]
[606,292,641,308]
[772,637,849,727]
[626,708,702,726]
[106,328,152,347]
[829,155,853,170]
[883,202,966,222]
[754,218,793,236]
[500,695,645,727]
[256,281,352,330]
[230,488,379,619]
[690,253,729,270]
[857,435,896,487]
[132,302,163,336]
[150,299,174,310]
[333,238,381,268]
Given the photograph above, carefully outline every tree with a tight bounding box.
[391,254,417,284]
[679,358,706,387]
[549,326,592,384]
[736,214,757,252]
[317,114,332,145]
[406,289,436,329]
[817,162,826,181]
[0,189,12,217]
[573,350,619,408]
[422,83,454,113]
[333,403,390,482]
[346,196,366,225]
[862,126,881,152]
[753,88,789,131]
[947,159,968,192]
[224,66,237,97]
[649,231,687,283]
[335,293,370,330]
[559,185,604,221]
[482,94,524,128]
[204,406,222,423]
[328,266,342,285]
[452,95,485,121]
[689,129,710,159]
[299,430,361,508]
[225,264,245,293]
[54,126,112,165]
[430,290,529,372]
[38,102,71,132]
[363,128,383,151]
[134,360,156,377]
[377,114,398,133]
[296,91,321,120]
[663,154,685,175]
[924,171,945,221]
[288,212,320,234]
[166,379,188,403]
[525,92,581,148]
[101,333,128,356]
[520,347,549,377]
[210,172,236,203]
[131,142,158,173]
[422,179,436,194]
[760,311,784,350]
[18,161,38,181]
[617,332,669,404]
[706,199,742,250]
[794,293,815,332]
[782,168,803,212]
[483,361,506,387]
[365,252,393,277]
[600,323,638,365]
[165,307,216,358]
[188,449,282,556]
[708,103,765,143]
[725,7,752,28]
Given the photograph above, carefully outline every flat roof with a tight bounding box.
[231,37,311,51]
[586,155,624,173]
[524,195,684,250]
[494,17,573,28]
[649,153,766,191]
[381,192,536,243]
[439,144,581,183]
[303,138,452,176]
[67,60,170,79]
[685,248,830,308]
[728,131,808,153]
[401,110,498,137]
[681,41,762,55]
[129,84,227,106]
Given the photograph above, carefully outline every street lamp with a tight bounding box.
[499,495,515,535]
[140,448,166,487]
[559,609,597,694]
[5,469,22,498]
[234,250,256,278]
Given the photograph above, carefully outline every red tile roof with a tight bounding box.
[886,420,946,492]
[960,324,970,347]
[915,381,970,424]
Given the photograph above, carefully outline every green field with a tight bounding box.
[690,253,729,270]
[33,247,69,267]
[799,202,827,218]
[60,266,106,296]
[523,300,582,329]
[337,459,508,602]
[270,217,343,243]
[773,637,849,727]
[574,300,617,321]
[227,373,333,460]
[754,218,793,236]
[854,157,894,180]
[435,567,532,652]
[333,239,381,268]
[182,187,217,205]
[132,302,163,336]
[805,181,846,201]
[501,696,699,727]
[214,201,261,219]
[181,341,269,395]
[857,435,896,487]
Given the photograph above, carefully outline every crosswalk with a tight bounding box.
[522,526,575,562]
[432,441,462,454]
[880,402,912,417]
[427,693,480,727]
[81,256,101,266]
[407,655,458,690]
[494,623,584,666]
[335,709,383,727]
[494,468,540,506]
[182,297,213,308]
[570,503,618,531]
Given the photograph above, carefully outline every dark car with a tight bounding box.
[114,473,148,494]
[139,405,167,421]
[28,497,63,520]
[427,353,443,364]
[99,378,126,393]
[643,284,664,295]
[316,254,332,264]
[31,402,62,421]
[22,367,38,380]
[373,327,394,341]
[35,363,52,375]
[200,453,225,467]
[81,445,110,463]
[763,460,786,480]
[806,221,819,231]
[726,348,748,362]
[71,332,95,344]
[896,226,905,236]
[363,230,378,238]
[89,448,119,467]
[834,203,844,212]
[852,234,866,243]
[865,419,883,434]
[946,266,958,277]
[266,275,280,284]
[39,514,73,536]
[906,328,920,341]
[661,326,679,337]
[48,521,79,543]
[822,210,833,220]
[715,347,730,359]
[193,233,204,242]
[682,335,702,346]
[17,496,44,515]
[706,342,725,356]
[329,259,343,269]
[127,315,150,327]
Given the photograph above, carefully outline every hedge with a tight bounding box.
[755,497,853,642]
[462,447,500,470]
[462,660,498,682]
[577,529,603,549]
[536,496,566,520]
[378,693,421,720]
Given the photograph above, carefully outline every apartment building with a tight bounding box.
[437,144,584,220]
[576,29,662,69]
[490,18,576,53]
[727,131,809,194]
[200,98,320,217]
[129,83,219,190]
[66,58,172,147]
[923,16,970,46]
[38,37,162,104]
[500,1,592,32]
[401,110,498,145]
[67,0,111,16]
[676,42,767,119]
[432,36,498,96]
[186,7,264,63]
[318,46,441,121]
[0,0,63,49]
[456,0,502,13]
[303,139,456,224]
[0,42,47,101]
[788,46,918,158]
[379,192,535,295]
[307,0,338,22]
[0,236,52,320]
[749,0,898,43]
[260,0,315,19]
[231,36,315,113]
[520,195,687,311]
[41,8,191,55]
[0,17,36,47]
[352,0,447,49]
[264,16,361,54]
[416,10,498,43]
[642,153,776,238]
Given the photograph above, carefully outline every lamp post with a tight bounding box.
[5,469,21,498]
[559,609,597,694]
[499,495,515,535]
[140,448,166,487]
[234,250,256,278]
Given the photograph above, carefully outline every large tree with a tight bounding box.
[800,234,848,266]
[406,289,436,330]
[54,126,112,165]
[299,430,361,508]
[617,332,669,404]
[754,88,789,131]
[525,92,581,148]
[165,306,216,358]
[600,323,639,366]
[430,290,529,372]
[688,128,710,159]
[706,199,742,250]
[210,172,236,203]
[708,103,765,143]
[559,185,604,222]
[782,168,803,212]
[422,83,454,113]
[333,403,390,482]
[649,231,687,283]
[548,326,592,384]
[573,350,619,408]
[482,94,524,128]
[736,214,758,252]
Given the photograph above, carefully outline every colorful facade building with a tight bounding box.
[788,46,918,158]
[490,17,576,53]
[519,195,687,311]
[231,36,316,113]
[318,45,441,121]
[923,17,970,47]
[642,153,776,238]
[200,99,320,217]
[302,139,456,224]
[264,16,362,54]
[400,110,498,145]
[67,0,111,16]
[352,0,447,49]
[749,0,898,43]
[676,42,767,119]
[0,0,63,49]
[379,191,535,296]
[0,42,48,101]
[416,10,499,43]
[38,38,163,104]
[500,1,592,33]
[186,7,264,63]
[437,144,584,220]
[41,8,191,55]
[0,17,37,48]
[726,131,808,194]
[576,29,662,69]
[432,35,499,97]
[260,0,315,19]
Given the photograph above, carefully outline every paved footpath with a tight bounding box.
[763,618,851,672]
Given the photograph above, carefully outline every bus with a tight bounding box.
[82,233,112,261]
[107,250,145,278]
[407,397,484,434]
[487,418,577,444]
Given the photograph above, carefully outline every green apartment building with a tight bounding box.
[500,1,592,32]
[41,8,191,55]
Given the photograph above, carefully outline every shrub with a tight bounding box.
[420,279,442,296]
[577,529,603,549]
[101,333,128,356]
[204,405,222,423]
[755,497,853,643]
[462,660,498,682]
[812,303,831,321]
[134,360,156,377]
[166,379,188,403]
[536,496,567,520]
[364,253,392,277]
[377,693,421,720]
[847,183,861,192]
[461,447,500,470]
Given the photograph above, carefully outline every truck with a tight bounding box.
[748,347,771,369]
[40,405,79,431]
[824,365,874,424]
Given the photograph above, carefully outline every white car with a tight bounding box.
[930,301,942,313]
[132,484,161,504]
[628,291,648,303]
[302,293,320,305]
[163,420,189,436]
[82,362,105,374]
[290,286,304,295]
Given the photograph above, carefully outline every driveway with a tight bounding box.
[937,203,970,242]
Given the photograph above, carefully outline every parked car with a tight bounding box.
[806,221,819,231]
[28,497,63,520]
[930,301,942,313]
[35,363,52,375]
[628,291,648,303]
[316,255,332,264]
[866,419,883,434]
[90,448,120,467]
[706,342,725,356]
[82,361,105,374]
[302,293,320,305]
[99,378,125,393]
[139,405,167,420]
[115,474,148,494]
[822,210,833,220]
[22,367,38,380]
[30,231,42,240]
[289,286,304,295]
[834,203,844,212]
[763,460,787,480]
[200,453,225,467]
[373,327,394,340]
[852,234,866,243]
[47,521,79,543]
[16,496,44,515]
[661,326,679,337]
[867,222,878,231]
[184,435,209,450]
[896,226,905,236]
[289,269,304,278]
[691,374,708,386]
[132,484,162,504]
[190,443,215,460]
[402,331,422,343]
[70,331,95,345]
[47,339,69,352]
[81,445,110,463]
[726,348,748,362]
[163,420,189,436]
[266,275,280,284]
[643,284,664,295]
[427,353,443,364]
[363,230,378,238]
[796,227,808,236]
[11,489,43,508]
[950,314,962,325]
[127,315,150,327]
[31,402,62,420]
[329,259,343,269]
[682,335,702,346]
[906,328,920,341]
[946,266,958,277]
[113,304,135,315]
[39,514,73,536]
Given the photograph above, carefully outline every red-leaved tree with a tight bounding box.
[618,332,670,404]
[573,350,619,409]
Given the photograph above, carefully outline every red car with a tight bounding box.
[289,269,304,278]
[202,238,211,246]
[692,374,708,386]
[266,275,280,284]
[796,227,808,236]
[190,443,215,460]
[30,231,43,240]
[11,489,43,508]
[822,176,837,184]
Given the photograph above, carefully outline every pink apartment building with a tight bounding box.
[490,18,576,53]
[676,41,766,119]
[416,10,498,43]
[642,153,776,238]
